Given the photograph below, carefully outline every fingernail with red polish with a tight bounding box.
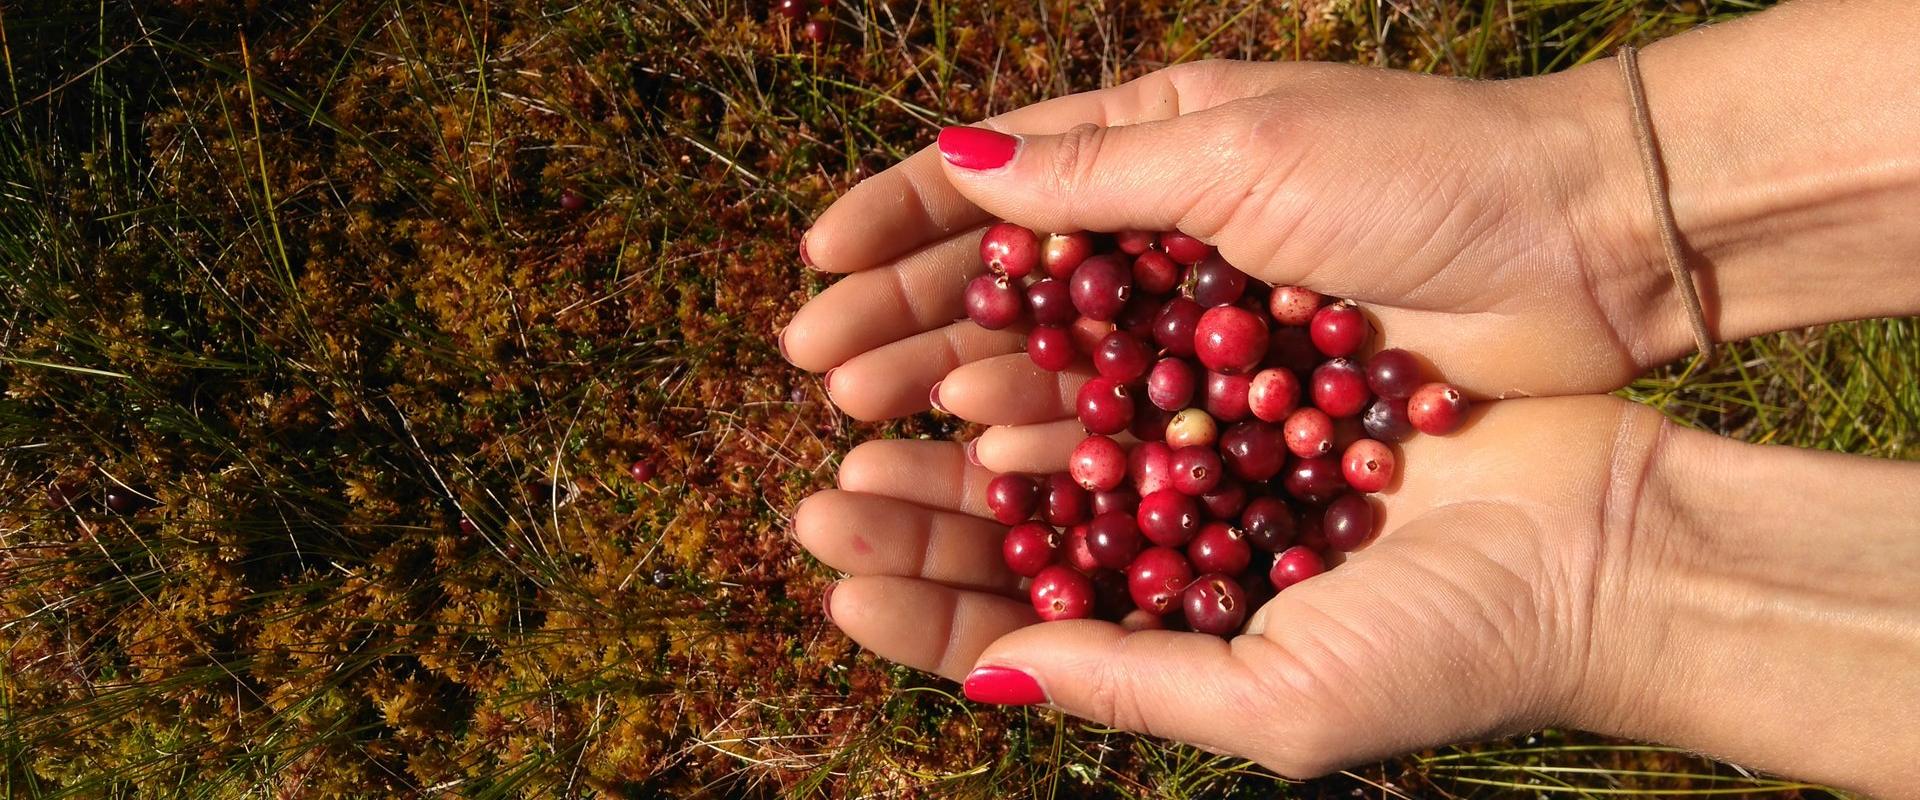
[821,581,839,624]
[938,126,1019,171]
[964,438,981,467]
[964,665,1047,705]
[930,382,949,414]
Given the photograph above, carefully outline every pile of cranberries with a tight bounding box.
[968,223,1469,637]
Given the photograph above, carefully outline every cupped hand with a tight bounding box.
[795,395,1663,775]
[781,59,1681,424]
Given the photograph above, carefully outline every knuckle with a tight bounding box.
[1084,659,1154,736]
[1046,123,1108,195]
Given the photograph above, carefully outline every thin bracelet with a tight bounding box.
[1618,45,1715,361]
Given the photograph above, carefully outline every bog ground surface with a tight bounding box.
[1,1,1912,797]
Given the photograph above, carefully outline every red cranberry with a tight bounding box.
[1002,521,1059,577]
[1341,439,1396,493]
[1283,407,1335,458]
[1194,306,1268,375]
[1087,511,1144,569]
[1130,403,1175,445]
[1115,230,1157,255]
[1027,327,1076,371]
[1268,285,1322,326]
[1127,442,1175,496]
[1070,254,1132,322]
[1076,378,1135,435]
[1365,348,1423,399]
[1204,370,1253,422]
[1362,397,1416,443]
[1265,326,1322,374]
[1132,251,1181,295]
[1126,546,1193,615]
[1044,473,1091,526]
[1188,522,1252,575]
[801,18,831,43]
[1093,570,1136,618]
[1146,358,1197,411]
[1310,358,1371,418]
[1063,524,1100,572]
[1031,565,1096,621]
[1094,331,1152,383]
[105,488,148,515]
[1165,408,1218,449]
[1199,480,1248,519]
[1136,490,1200,547]
[458,517,479,535]
[1182,573,1249,636]
[1295,513,1328,552]
[1043,232,1095,279]
[1168,446,1222,496]
[559,189,589,211]
[1407,382,1470,435]
[774,0,808,19]
[628,459,657,482]
[1190,256,1248,307]
[1322,493,1377,552]
[1094,486,1141,516]
[1269,545,1326,591]
[1247,368,1301,423]
[1283,455,1347,505]
[1116,294,1164,340]
[1152,297,1204,358]
[45,480,81,509]
[1309,301,1370,357]
[980,221,1040,278]
[1220,421,1286,482]
[1241,496,1297,552]
[965,273,1025,330]
[986,473,1041,524]
[1070,435,1127,491]
[1026,278,1076,326]
[1159,232,1214,265]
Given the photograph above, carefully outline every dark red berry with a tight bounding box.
[559,189,589,212]
[1159,232,1214,265]
[1310,358,1371,418]
[1043,232,1096,279]
[1188,522,1252,575]
[801,18,831,43]
[1194,305,1268,375]
[1309,301,1370,357]
[1093,487,1140,517]
[1283,455,1347,505]
[965,273,1025,330]
[1116,294,1164,340]
[1341,439,1395,493]
[1026,278,1075,326]
[628,459,657,482]
[1094,331,1152,383]
[980,222,1040,278]
[1002,521,1059,577]
[1115,229,1157,255]
[1044,473,1091,526]
[106,488,150,515]
[1265,326,1322,374]
[1365,348,1423,399]
[1027,327,1076,371]
[1146,357,1197,411]
[1162,448,1219,502]
[1070,435,1127,492]
[1241,496,1297,552]
[1128,442,1175,496]
[1199,480,1248,519]
[986,474,1042,524]
[774,0,808,19]
[1070,254,1132,322]
[1165,408,1218,449]
[1407,382,1470,435]
[1152,297,1204,358]
[1137,490,1200,547]
[1267,285,1322,326]
[1362,397,1416,443]
[1204,370,1253,422]
[1132,251,1181,295]
[1182,573,1248,636]
[1220,421,1286,482]
[1126,546,1193,615]
[458,517,479,535]
[1248,368,1301,423]
[1283,407,1335,458]
[1130,403,1174,444]
[1031,565,1096,621]
[1063,524,1100,572]
[1190,256,1248,308]
[1076,377,1135,435]
[1087,511,1144,569]
[1269,546,1326,591]
[1322,493,1377,552]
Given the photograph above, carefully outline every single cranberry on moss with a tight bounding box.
[628,459,657,483]
[105,487,151,515]
[800,18,831,43]
[559,189,589,212]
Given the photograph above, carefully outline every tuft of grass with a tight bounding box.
[0,0,1901,797]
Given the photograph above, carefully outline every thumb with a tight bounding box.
[934,109,1264,242]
